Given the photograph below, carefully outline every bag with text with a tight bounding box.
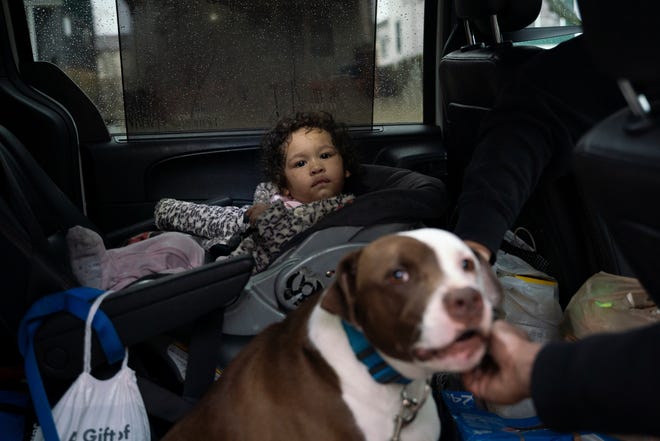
[23,290,150,441]
[442,390,618,441]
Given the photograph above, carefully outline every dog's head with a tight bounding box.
[321,228,502,379]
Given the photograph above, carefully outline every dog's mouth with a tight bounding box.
[412,329,486,363]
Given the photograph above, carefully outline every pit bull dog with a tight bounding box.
[162,228,502,441]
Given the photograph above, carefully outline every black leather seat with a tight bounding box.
[573,0,660,300]
[439,0,542,199]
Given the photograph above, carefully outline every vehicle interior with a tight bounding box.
[1,0,656,438]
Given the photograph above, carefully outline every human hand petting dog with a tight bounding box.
[461,320,542,404]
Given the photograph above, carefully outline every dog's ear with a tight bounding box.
[320,249,361,324]
[473,250,503,307]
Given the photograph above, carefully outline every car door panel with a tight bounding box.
[81,124,445,233]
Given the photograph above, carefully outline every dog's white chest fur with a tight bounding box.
[308,306,441,441]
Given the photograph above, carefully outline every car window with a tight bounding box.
[374,0,424,125]
[22,0,425,135]
[516,0,582,47]
[537,0,580,26]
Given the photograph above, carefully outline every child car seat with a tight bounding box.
[0,125,254,426]
[221,164,448,356]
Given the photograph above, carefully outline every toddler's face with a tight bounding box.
[282,128,349,204]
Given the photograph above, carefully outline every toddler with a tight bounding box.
[68,111,361,289]
[155,111,361,268]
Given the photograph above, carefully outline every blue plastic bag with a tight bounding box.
[442,390,618,441]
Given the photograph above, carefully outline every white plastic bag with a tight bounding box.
[494,233,562,344]
[488,231,563,419]
[32,291,150,441]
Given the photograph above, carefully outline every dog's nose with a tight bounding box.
[443,287,483,323]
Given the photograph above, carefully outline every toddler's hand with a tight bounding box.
[245,203,269,225]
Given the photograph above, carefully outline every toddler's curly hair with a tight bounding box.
[260,111,361,191]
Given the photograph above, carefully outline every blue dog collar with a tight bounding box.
[341,320,412,385]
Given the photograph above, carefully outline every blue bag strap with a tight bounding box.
[17,287,125,441]
[18,287,124,362]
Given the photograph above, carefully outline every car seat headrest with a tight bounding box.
[578,0,660,91]
[455,0,541,39]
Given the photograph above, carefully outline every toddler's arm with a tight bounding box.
[155,198,249,241]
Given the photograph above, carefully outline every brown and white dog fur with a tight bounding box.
[162,228,502,441]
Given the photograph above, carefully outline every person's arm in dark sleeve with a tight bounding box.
[532,322,660,436]
[454,36,624,258]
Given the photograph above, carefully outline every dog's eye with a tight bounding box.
[386,269,409,284]
[462,259,475,271]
